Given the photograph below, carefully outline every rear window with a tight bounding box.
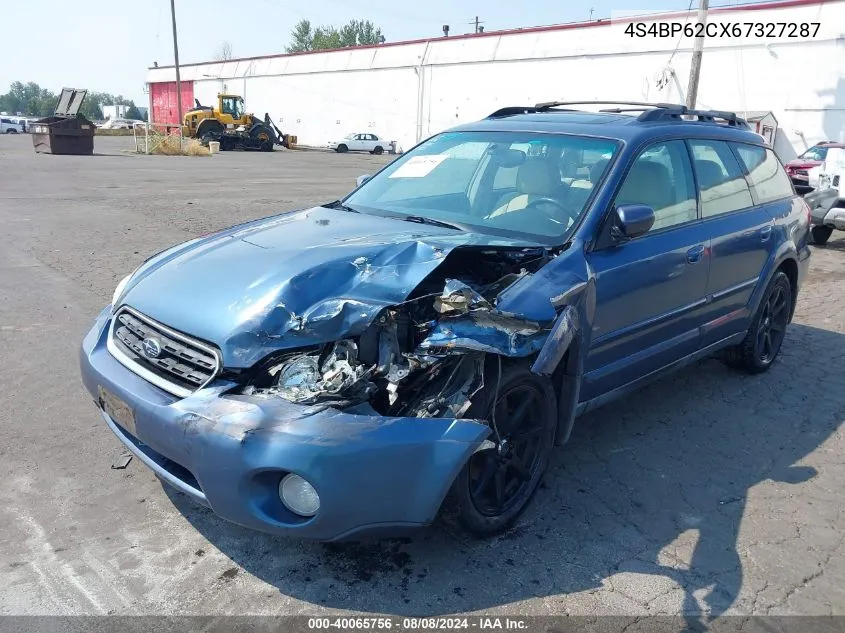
[732,144,794,204]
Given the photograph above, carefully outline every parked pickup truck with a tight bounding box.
[804,147,845,245]
[0,117,25,133]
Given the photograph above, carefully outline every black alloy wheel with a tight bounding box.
[444,361,557,536]
[723,270,792,374]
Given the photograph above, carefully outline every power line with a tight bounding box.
[467,16,485,34]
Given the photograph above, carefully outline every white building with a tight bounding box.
[146,0,845,158]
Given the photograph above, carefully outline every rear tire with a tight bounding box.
[442,360,557,537]
[336,144,348,153]
[372,145,384,155]
[722,271,792,374]
[810,225,833,245]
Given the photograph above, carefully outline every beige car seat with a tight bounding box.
[489,160,557,218]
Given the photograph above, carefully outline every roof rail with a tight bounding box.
[534,100,683,110]
[486,101,750,129]
[487,106,538,118]
[637,105,750,128]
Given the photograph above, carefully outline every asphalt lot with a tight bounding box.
[1,134,843,619]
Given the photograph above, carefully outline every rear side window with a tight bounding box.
[732,144,794,204]
[688,140,753,218]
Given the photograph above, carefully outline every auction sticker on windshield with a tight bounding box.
[389,154,449,178]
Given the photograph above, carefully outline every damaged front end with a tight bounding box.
[237,245,572,421]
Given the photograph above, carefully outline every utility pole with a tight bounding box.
[685,0,709,110]
[470,16,484,33]
[169,0,183,126]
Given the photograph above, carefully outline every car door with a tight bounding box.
[351,134,366,151]
[688,139,779,346]
[582,139,710,401]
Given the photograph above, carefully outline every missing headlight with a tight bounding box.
[267,340,377,405]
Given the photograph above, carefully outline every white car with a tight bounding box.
[328,133,388,154]
[99,118,144,130]
[0,117,25,134]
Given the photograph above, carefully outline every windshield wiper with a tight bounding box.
[402,215,462,231]
[325,200,359,213]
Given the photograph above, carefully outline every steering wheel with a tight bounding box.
[524,197,574,227]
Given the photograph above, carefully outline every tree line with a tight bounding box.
[286,19,384,53]
[0,82,145,121]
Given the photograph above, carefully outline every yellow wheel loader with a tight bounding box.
[182,93,294,151]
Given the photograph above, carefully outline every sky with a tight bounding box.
[1,0,706,104]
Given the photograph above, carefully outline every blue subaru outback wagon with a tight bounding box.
[80,101,811,540]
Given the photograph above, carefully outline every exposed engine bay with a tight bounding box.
[240,246,557,418]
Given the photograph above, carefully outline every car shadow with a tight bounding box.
[164,323,844,621]
[813,238,845,252]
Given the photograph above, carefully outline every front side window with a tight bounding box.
[615,140,697,231]
[732,143,794,204]
[689,140,753,218]
[343,131,620,243]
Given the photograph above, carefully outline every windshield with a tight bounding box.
[343,131,620,243]
[344,133,356,139]
[221,96,244,118]
[799,145,829,161]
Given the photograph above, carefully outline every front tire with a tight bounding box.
[196,119,224,145]
[443,360,557,536]
[249,124,274,152]
[810,225,833,245]
[723,271,792,374]
[336,144,348,153]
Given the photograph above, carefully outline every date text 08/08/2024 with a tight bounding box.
[624,21,820,38]
[307,617,529,630]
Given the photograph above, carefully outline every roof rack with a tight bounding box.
[636,105,750,128]
[487,106,540,118]
[534,100,684,110]
[485,100,750,129]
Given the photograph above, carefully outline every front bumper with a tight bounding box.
[821,206,845,230]
[80,307,489,540]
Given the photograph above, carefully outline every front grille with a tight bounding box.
[108,307,220,397]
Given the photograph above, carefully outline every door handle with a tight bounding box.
[759,225,772,242]
[686,244,705,264]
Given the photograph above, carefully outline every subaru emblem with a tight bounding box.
[142,337,162,359]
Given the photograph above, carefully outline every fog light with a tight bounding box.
[279,473,320,517]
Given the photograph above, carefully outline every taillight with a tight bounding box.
[803,199,811,225]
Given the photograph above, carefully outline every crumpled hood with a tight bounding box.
[120,206,542,368]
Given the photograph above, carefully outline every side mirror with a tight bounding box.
[611,204,655,241]
[356,174,371,187]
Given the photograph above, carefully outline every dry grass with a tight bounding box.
[184,139,211,156]
[141,131,210,157]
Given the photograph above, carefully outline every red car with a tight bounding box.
[785,141,844,192]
